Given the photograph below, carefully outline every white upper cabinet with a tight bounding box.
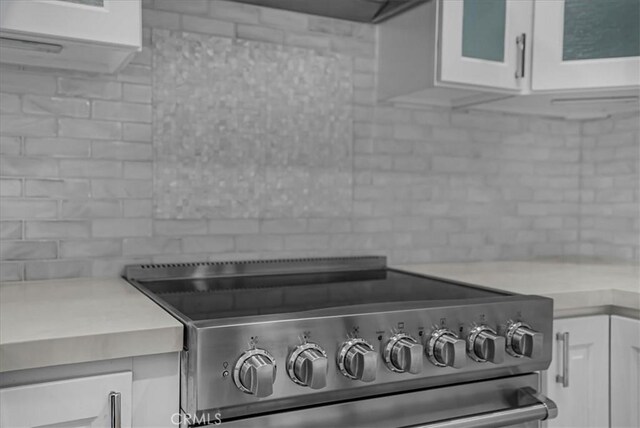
[532,0,640,91]
[378,0,533,107]
[0,0,141,73]
[439,0,532,92]
[378,0,639,114]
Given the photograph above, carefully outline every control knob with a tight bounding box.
[233,349,276,397]
[337,338,378,382]
[383,333,423,374]
[427,328,466,368]
[506,321,543,359]
[467,325,505,364]
[287,343,328,390]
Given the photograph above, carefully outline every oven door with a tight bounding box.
[218,373,556,428]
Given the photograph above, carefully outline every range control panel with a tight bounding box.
[192,297,553,413]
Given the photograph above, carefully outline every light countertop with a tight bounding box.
[0,277,183,373]
[395,261,640,319]
[1,262,637,373]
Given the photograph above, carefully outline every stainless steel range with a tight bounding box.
[125,256,557,427]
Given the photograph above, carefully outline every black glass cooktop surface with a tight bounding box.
[137,269,508,321]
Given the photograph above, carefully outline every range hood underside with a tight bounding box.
[227,0,428,23]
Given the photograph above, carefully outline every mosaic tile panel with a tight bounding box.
[152,30,353,219]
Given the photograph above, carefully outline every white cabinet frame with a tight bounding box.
[439,0,533,92]
[0,0,141,47]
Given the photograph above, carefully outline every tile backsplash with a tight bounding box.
[0,0,638,281]
[152,29,353,219]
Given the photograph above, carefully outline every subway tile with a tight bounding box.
[123,161,153,179]
[208,1,260,24]
[154,0,209,15]
[25,179,90,198]
[284,234,330,250]
[0,136,21,155]
[92,219,152,237]
[91,179,152,198]
[352,218,393,233]
[59,159,122,178]
[208,219,259,234]
[0,240,57,260]
[181,15,235,37]
[260,219,306,234]
[451,112,522,133]
[26,221,90,239]
[308,16,355,37]
[237,24,284,44]
[123,200,153,218]
[0,93,20,113]
[0,156,58,177]
[91,257,150,277]
[235,235,283,251]
[92,101,152,123]
[259,8,308,31]
[1,71,56,95]
[92,141,153,160]
[182,236,235,253]
[154,220,208,236]
[307,218,351,233]
[57,78,122,100]
[123,123,152,142]
[329,37,374,58]
[25,260,92,280]
[142,9,181,30]
[0,222,22,240]
[0,179,22,197]
[0,115,57,137]
[60,239,122,258]
[61,200,121,218]
[0,262,23,281]
[24,137,90,157]
[59,118,122,140]
[116,64,152,85]
[123,237,181,256]
[0,200,57,219]
[123,84,152,103]
[22,95,90,117]
[284,33,331,50]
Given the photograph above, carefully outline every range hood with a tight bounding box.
[228,0,428,23]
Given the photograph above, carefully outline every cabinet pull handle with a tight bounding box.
[515,33,526,79]
[555,332,569,388]
[109,391,121,428]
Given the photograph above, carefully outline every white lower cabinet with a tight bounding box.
[610,316,640,428]
[544,315,610,428]
[0,371,132,428]
[0,352,179,428]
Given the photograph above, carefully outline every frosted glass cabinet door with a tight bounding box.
[532,0,640,91]
[439,0,533,92]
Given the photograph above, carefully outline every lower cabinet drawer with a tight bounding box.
[0,371,132,428]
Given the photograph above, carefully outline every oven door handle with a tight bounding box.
[402,387,557,428]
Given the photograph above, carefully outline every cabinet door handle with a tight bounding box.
[555,332,569,388]
[515,33,526,79]
[109,391,121,428]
